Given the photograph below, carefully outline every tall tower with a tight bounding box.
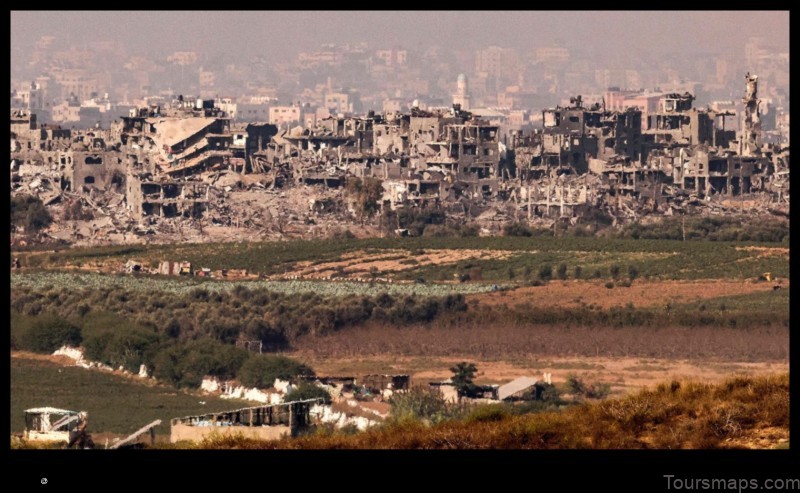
[453,73,471,110]
[741,72,761,156]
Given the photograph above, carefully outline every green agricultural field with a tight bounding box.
[676,287,790,314]
[10,356,249,436]
[15,236,789,282]
[10,271,499,297]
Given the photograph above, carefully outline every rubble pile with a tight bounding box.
[10,73,789,246]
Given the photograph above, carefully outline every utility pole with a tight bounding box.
[682,215,686,242]
[740,161,744,216]
[528,185,532,221]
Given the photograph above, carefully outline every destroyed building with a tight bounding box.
[23,407,85,442]
[9,73,789,245]
[169,399,319,443]
[126,174,210,219]
[524,95,643,177]
[508,74,788,221]
[360,374,410,395]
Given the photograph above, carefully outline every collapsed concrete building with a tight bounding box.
[169,399,318,443]
[516,95,643,177]
[126,174,210,219]
[508,74,788,221]
[10,74,789,244]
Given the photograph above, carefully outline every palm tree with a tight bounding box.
[450,362,477,397]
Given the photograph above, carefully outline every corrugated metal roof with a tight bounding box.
[497,377,538,400]
[171,398,322,421]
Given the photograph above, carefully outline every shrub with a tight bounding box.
[83,332,114,362]
[285,382,332,405]
[574,266,583,279]
[151,339,250,388]
[63,199,93,221]
[76,304,91,317]
[20,315,81,353]
[565,374,585,395]
[604,282,615,289]
[628,265,639,281]
[566,374,611,399]
[610,264,621,280]
[11,195,52,233]
[536,383,562,403]
[388,387,464,424]
[83,326,160,372]
[187,342,247,381]
[466,404,509,423]
[238,355,314,389]
[397,207,446,236]
[330,229,356,240]
[538,264,553,281]
[617,215,789,242]
[588,383,612,399]
[556,263,568,280]
[503,222,533,237]
[345,177,383,224]
[422,224,479,237]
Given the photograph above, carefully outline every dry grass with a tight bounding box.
[283,248,514,279]
[293,321,789,361]
[163,373,788,449]
[469,279,784,310]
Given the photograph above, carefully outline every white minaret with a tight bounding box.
[453,73,471,110]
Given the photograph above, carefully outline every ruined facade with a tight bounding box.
[169,400,318,443]
[10,74,789,243]
[515,95,643,180]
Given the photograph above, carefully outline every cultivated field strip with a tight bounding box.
[11,271,500,297]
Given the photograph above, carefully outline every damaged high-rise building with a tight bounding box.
[10,73,789,244]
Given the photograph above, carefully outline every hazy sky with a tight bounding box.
[11,11,790,62]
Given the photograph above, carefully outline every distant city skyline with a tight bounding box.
[11,11,790,65]
[10,10,789,132]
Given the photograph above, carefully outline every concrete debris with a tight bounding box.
[50,345,118,373]
[310,404,377,431]
[10,75,789,247]
[220,386,272,404]
[170,400,318,443]
[23,407,92,447]
[108,419,160,449]
[52,345,85,362]
[200,377,221,393]
[273,378,294,394]
[195,373,389,432]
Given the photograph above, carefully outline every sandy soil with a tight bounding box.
[729,426,789,449]
[280,248,515,279]
[304,354,788,396]
[734,246,789,257]
[12,351,77,366]
[469,279,784,309]
[11,351,162,387]
[24,347,786,399]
